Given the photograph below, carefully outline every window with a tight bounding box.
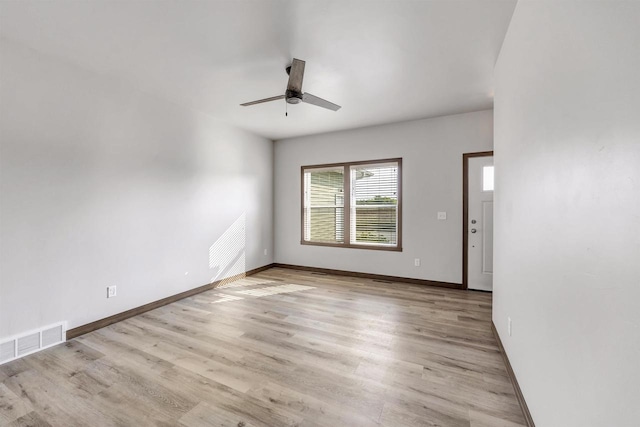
[302,159,402,250]
[302,166,345,244]
[482,165,494,191]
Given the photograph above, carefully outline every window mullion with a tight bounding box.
[344,165,351,246]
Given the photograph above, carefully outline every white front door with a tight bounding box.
[467,156,494,291]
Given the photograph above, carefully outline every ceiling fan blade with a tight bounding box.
[240,95,285,107]
[302,93,341,111]
[287,58,305,92]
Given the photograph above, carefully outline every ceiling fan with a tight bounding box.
[240,58,341,112]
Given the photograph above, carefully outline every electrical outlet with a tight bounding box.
[107,285,117,298]
[437,211,447,220]
[414,258,421,267]
[264,249,268,256]
[508,317,512,336]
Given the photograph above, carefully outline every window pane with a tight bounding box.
[303,167,345,243]
[350,163,398,246]
[483,165,494,191]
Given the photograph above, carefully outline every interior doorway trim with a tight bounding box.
[462,150,494,290]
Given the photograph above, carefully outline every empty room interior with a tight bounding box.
[0,1,638,426]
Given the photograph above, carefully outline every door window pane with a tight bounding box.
[482,165,494,191]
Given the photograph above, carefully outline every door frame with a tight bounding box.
[462,151,494,290]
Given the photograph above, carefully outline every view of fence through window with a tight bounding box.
[302,159,400,249]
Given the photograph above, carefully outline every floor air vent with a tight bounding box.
[0,322,66,365]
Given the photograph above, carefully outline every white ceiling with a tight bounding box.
[0,0,516,140]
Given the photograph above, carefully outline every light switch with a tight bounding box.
[437,212,447,220]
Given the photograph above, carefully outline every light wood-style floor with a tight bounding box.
[0,267,526,427]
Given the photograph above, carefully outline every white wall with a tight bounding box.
[493,2,640,426]
[274,110,493,283]
[0,39,273,340]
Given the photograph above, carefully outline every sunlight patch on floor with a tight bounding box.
[235,284,315,297]
[209,294,245,304]
[219,278,278,289]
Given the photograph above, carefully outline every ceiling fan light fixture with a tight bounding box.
[285,90,303,104]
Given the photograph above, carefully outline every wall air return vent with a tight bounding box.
[42,324,64,348]
[17,332,40,356]
[0,322,66,365]
[0,340,15,364]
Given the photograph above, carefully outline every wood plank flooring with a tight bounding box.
[0,267,526,427]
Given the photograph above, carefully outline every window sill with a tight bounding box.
[300,240,403,252]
